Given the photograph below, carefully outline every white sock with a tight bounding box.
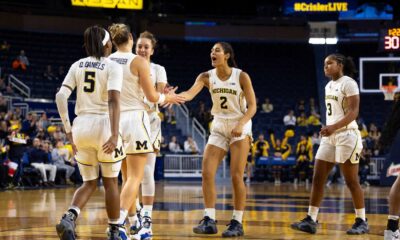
[389,215,400,220]
[136,198,142,211]
[128,214,138,225]
[307,206,319,222]
[119,209,128,225]
[68,206,81,216]
[204,208,216,220]
[232,210,243,223]
[355,208,366,221]
[108,219,119,225]
[142,205,153,218]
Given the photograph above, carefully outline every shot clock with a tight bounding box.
[379,27,400,52]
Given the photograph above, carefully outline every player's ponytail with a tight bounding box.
[108,23,131,47]
[328,53,357,78]
[84,25,106,60]
[217,42,238,68]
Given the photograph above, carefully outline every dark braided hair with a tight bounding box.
[380,94,400,148]
[328,53,357,78]
[84,25,106,60]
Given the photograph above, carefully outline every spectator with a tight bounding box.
[0,40,11,60]
[368,123,381,146]
[43,65,56,81]
[12,50,30,71]
[261,97,274,113]
[21,112,38,138]
[0,96,8,113]
[194,101,211,130]
[29,138,56,187]
[309,97,318,113]
[270,130,293,185]
[37,112,50,130]
[283,110,296,127]
[52,126,66,143]
[13,107,23,120]
[6,126,28,187]
[0,77,7,93]
[307,110,321,126]
[311,132,321,146]
[297,112,308,127]
[168,136,182,153]
[160,136,168,153]
[297,99,306,113]
[51,140,75,185]
[57,66,66,80]
[252,133,269,159]
[293,144,312,185]
[4,85,15,96]
[184,136,200,154]
[165,107,176,125]
[359,148,371,187]
[9,113,21,131]
[36,128,50,141]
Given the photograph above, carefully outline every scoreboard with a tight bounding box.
[380,27,400,52]
[71,0,143,10]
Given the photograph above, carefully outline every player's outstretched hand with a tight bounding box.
[66,132,78,156]
[103,135,118,154]
[162,87,186,107]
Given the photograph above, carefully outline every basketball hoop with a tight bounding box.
[381,85,398,101]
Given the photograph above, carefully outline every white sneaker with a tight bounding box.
[384,229,400,240]
[133,216,152,240]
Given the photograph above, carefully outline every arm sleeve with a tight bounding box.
[107,62,123,92]
[156,65,168,84]
[62,63,78,91]
[343,80,359,97]
[55,86,73,133]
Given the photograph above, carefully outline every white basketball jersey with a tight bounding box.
[148,63,168,112]
[109,51,147,111]
[208,68,246,119]
[62,56,123,115]
[325,75,359,130]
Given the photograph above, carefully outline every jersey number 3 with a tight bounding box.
[84,71,95,93]
[220,96,228,109]
[327,103,332,116]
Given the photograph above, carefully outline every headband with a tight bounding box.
[102,30,110,46]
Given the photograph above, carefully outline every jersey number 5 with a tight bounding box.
[84,71,95,93]
[220,96,228,109]
[327,103,332,116]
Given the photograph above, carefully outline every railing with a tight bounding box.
[368,157,386,180]
[8,74,31,98]
[164,154,203,178]
[192,117,206,152]
[173,104,190,136]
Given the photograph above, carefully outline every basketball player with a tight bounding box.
[179,42,257,237]
[108,23,184,240]
[381,93,400,240]
[291,53,369,234]
[126,30,168,239]
[55,26,127,240]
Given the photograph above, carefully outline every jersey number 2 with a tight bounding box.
[84,71,95,93]
[220,96,228,109]
[327,103,332,116]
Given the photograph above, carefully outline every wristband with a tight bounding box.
[157,93,166,104]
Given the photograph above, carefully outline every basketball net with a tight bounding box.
[381,85,398,101]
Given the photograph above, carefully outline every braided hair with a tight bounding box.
[327,53,357,78]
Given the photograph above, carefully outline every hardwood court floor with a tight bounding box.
[0,182,391,239]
